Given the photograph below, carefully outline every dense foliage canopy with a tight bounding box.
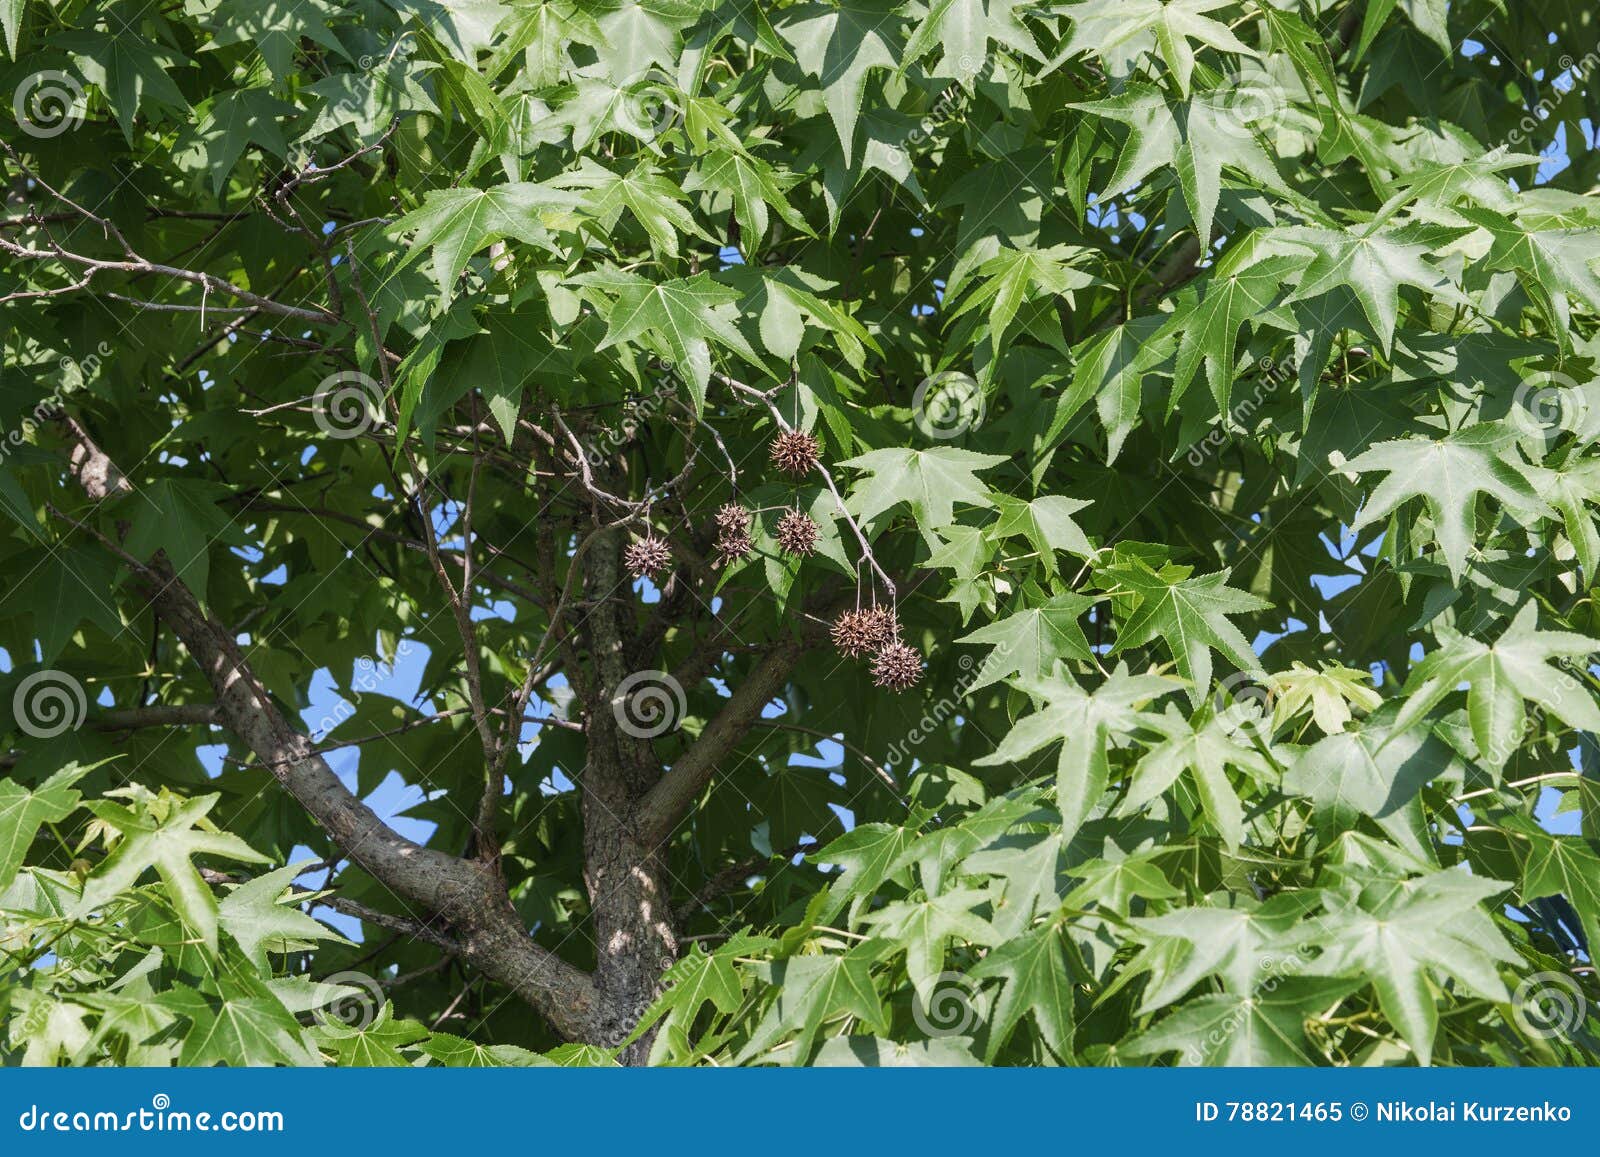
[2,0,1600,1066]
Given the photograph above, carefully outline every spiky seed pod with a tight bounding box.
[624,534,672,580]
[871,640,924,692]
[769,429,821,477]
[714,526,753,566]
[714,502,750,536]
[860,605,900,649]
[830,610,879,658]
[776,509,820,556]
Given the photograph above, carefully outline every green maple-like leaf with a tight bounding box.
[218,862,349,971]
[779,1,901,163]
[841,447,1008,543]
[1120,703,1276,849]
[1124,978,1357,1065]
[1495,815,1600,958]
[1072,85,1292,249]
[1163,253,1300,413]
[1279,221,1467,352]
[583,272,770,413]
[956,595,1097,693]
[901,0,1041,84]
[549,160,711,259]
[1057,0,1257,95]
[865,888,996,990]
[201,0,347,82]
[1049,314,1169,462]
[389,183,572,297]
[1294,870,1515,1064]
[969,920,1078,1060]
[313,1001,429,1066]
[743,947,889,1062]
[946,245,1096,356]
[986,494,1095,574]
[118,478,246,604]
[1343,424,1549,582]
[181,87,297,197]
[1394,601,1600,772]
[163,983,320,1067]
[6,543,122,664]
[976,663,1179,838]
[682,146,814,245]
[59,28,189,141]
[1283,704,1465,857]
[77,794,270,953]
[1127,891,1326,1014]
[1103,561,1270,706]
[0,765,91,893]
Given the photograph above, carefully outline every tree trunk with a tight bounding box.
[580,526,678,1062]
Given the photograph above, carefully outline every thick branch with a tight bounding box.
[635,638,807,844]
[53,419,599,1040]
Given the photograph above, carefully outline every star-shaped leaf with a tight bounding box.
[841,447,1008,543]
[1394,601,1600,772]
[1072,85,1292,249]
[1057,0,1257,94]
[975,663,1179,838]
[1343,424,1549,581]
[779,1,901,163]
[389,182,574,297]
[1124,978,1357,1065]
[583,272,770,413]
[1103,562,1270,706]
[0,764,91,893]
[1281,221,1467,352]
[77,794,269,953]
[970,921,1078,1059]
[218,862,349,971]
[1120,703,1276,848]
[1295,870,1514,1063]
[956,595,1097,693]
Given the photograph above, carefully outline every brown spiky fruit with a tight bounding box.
[871,640,924,692]
[776,509,819,555]
[714,502,750,535]
[624,533,672,580]
[861,605,899,648]
[830,610,879,658]
[714,526,753,566]
[711,503,753,565]
[769,429,820,477]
